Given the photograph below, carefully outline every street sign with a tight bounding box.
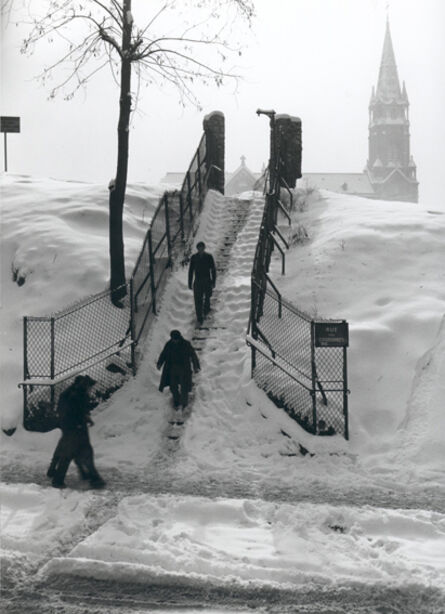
[1,116,21,171]
[314,321,349,348]
[1,116,21,133]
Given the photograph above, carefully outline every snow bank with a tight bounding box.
[43,493,445,590]
[0,174,160,428]
[1,177,444,498]
[0,483,94,555]
[273,190,445,458]
[395,314,445,471]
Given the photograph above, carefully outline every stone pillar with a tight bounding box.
[203,111,225,194]
[274,115,302,188]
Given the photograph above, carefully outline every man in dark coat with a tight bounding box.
[157,330,200,409]
[47,375,105,489]
[188,241,216,325]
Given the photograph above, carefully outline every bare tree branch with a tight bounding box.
[91,0,123,29]
[6,0,254,295]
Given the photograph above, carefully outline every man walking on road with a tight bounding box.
[157,330,200,410]
[188,241,216,325]
[47,375,106,489]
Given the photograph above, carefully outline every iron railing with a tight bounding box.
[20,133,218,431]
[247,119,349,439]
[131,134,211,347]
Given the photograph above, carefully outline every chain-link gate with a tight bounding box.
[22,285,132,431]
[248,110,349,440]
[248,283,349,438]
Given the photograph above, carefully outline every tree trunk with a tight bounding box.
[109,0,132,305]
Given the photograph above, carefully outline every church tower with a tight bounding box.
[366,19,418,202]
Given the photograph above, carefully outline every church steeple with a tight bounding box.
[366,19,418,202]
[376,19,401,101]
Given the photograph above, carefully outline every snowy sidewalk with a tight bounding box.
[2,483,444,613]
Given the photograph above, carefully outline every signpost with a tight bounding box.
[1,116,21,172]
[314,321,349,348]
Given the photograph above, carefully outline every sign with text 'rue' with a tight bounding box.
[1,116,21,133]
[314,321,349,348]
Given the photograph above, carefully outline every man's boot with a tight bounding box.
[89,475,106,489]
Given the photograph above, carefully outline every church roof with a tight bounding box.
[225,156,262,195]
[299,173,374,196]
[375,20,402,102]
[367,167,418,186]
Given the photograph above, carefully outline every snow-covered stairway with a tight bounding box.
[170,192,268,469]
[160,195,255,445]
[133,190,266,457]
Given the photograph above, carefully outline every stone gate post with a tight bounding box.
[274,115,302,188]
[203,111,225,194]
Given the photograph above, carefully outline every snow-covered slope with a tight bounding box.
[272,190,445,462]
[1,177,445,610]
[1,175,444,494]
[0,174,160,428]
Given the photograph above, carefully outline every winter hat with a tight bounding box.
[170,330,182,340]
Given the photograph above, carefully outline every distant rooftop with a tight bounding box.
[299,173,374,196]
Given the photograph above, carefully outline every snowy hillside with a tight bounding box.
[0,174,161,428]
[272,190,445,474]
[1,174,444,484]
[1,175,444,611]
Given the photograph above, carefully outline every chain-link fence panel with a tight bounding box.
[252,346,315,433]
[23,344,133,432]
[132,234,153,343]
[166,192,183,246]
[251,287,349,439]
[255,286,312,382]
[23,384,57,432]
[53,287,130,376]
[313,344,347,437]
[150,201,168,254]
[25,318,52,378]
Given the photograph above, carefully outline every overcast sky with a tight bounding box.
[1,0,444,204]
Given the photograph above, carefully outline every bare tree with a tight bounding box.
[11,0,254,305]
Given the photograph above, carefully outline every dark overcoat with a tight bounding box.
[55,386,94,458]
[188,252,216,288]
[157,338,200,392]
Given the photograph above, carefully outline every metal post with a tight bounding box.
[129,278,137,375]
[50,316,55,412]
[179,192,185,241]
[186,171,193,223]
[310,321,317,434]
[343,345,349,440]
[251,318,257,375]
[23,316,28,417]
[163,194,172,266]
[147,230,157,315]
[4,133,7,172]
[196,148,203,210]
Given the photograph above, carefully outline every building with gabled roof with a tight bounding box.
[225,156,263,195]
[298,173,375,198]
